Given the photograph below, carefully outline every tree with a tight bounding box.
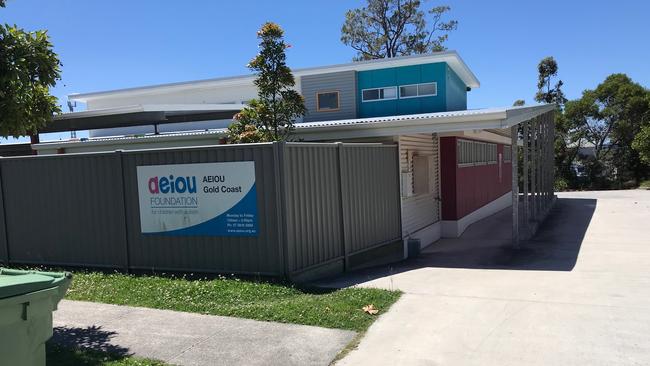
[0,2,61,137]
[633,125,650,164]
[227,22,305,143]
[341,0,457,61]
[513,99,525,107]
[532,57,577,187]
[632,93,650,164]
[535,57,567,106]
[565,74,650,186]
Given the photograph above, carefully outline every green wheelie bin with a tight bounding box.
[0,268,72,366]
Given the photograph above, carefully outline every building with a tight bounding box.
[33,51,555,253]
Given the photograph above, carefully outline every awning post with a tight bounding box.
[511,124,519,248]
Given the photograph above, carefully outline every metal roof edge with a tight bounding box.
[69,51,479,102]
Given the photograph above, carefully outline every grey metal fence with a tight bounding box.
[0,142,401,280]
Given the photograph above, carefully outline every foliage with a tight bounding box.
[66,271,401,332]
[513,99,525,107]
[639,179,650,189]
[535,57,567,106]
[532,57,577,187]
[228,22,305,143]
[341,0,457,60]
[554,177,569,191]
[47,343,167,366]
[632,125,650,164]
[565,74,650,187]
[0,4,61,137]
[226,103,265,144]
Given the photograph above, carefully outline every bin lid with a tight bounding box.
[0,269,67,299]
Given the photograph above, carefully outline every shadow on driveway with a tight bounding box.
[47,325,133,365]
[319,197,597,288]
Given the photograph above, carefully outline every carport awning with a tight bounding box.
[294,104,556,140]
[40,104,245,133]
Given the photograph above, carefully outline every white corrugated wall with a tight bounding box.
[399,134,440,237]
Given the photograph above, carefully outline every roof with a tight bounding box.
[33,104,554,151]
[69,51,480,103]
[41,104,244,133]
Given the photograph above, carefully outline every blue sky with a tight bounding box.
[1,0,648,142]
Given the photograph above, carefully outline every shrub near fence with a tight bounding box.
[0,142,401,281]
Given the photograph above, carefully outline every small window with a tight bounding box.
[504,145,512,162]
[413,155,431,195]
[362,87,397,102]
[458,139,498,167]
[417,82,437,96]
[399,85,418,98]
[399,82,437,99]
[316,91,339,111]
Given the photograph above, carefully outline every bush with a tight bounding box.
[640,180,650,189]
[554,177,569,191]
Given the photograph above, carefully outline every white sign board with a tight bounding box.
[136,161,258,236]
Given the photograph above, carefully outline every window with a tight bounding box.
[457,139,499,167]
[487,143,497,164]
[399,85,418,98]
[362,87,397,102]
[399,82,437,99]
[413,155,431,195]
[504,145,512,162]
[316,91,339,111]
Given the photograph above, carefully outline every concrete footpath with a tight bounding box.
[326,190,650,366]
[52,300,355,366]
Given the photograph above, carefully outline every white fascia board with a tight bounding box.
[32,130,228,151]
[54,104,245,120]
[69,51,479,103]
[500,104,556,128]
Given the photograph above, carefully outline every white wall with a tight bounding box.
[87,84,259,110]
[399,134,441,247]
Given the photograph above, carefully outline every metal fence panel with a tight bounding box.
[0,173,7,264]
[0,141,401,279]
[283,143,344,272]
[121,144,283,275]
[340,144,402,254]
[0,153,127,267]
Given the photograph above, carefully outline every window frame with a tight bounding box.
[398,82,438,99]
[315,90,341,112]
[361,86,398,103]
[457,139,499,167]
[503,145,512,163]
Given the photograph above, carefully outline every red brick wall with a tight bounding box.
[440,136,512,220]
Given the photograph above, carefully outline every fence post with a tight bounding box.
[0,159,10,265]
[336,143,350,272]
[116,150,131,273]
[272,142,290,278]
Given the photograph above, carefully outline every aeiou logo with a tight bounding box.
[148,175,197,194]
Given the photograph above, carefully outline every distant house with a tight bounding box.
[34,51,554,247]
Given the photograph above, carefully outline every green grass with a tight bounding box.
[46,343,168,366]
[640,179,650,189]
[65,271,401,332]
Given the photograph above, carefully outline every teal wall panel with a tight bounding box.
[357,62,465,118]
[445,65,467,111]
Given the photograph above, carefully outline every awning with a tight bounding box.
[40,104,245,133]
[33,104,555,152]
[293,104,556,140]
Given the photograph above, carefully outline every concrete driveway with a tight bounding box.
[327,190,650,365]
